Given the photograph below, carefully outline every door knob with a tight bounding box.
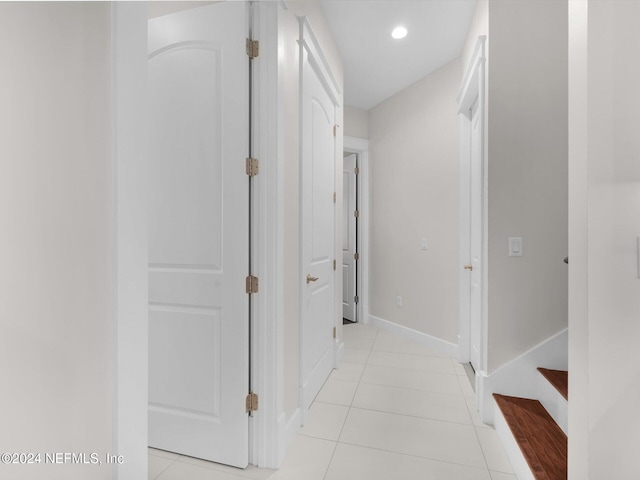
[306,274,319,284]
[464,264,473,271]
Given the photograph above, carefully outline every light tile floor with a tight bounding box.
[148,323,516,480]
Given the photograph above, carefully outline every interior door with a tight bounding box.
[147,2,249,468]
[300,53,336,413]
[469,98,482,371]
[342,153,357,321]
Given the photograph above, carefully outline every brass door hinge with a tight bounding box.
[246,275,259,294]
[354,252,360,261]
[354,210,360,218]
[333,259,337,271]
[246,392,259,412]
[333,192,336,203]
[354,167,360,175]
[246,39,259,59]
[246,157,259,176]
[333,125,338,137]
[354,295,359,304]
[333,326,337,339]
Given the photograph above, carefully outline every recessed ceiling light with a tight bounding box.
[391,26,408,40]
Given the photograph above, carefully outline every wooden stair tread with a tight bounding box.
[494,394,567,480]
[537,368,568,400]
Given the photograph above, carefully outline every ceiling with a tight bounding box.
[320,0,477,110]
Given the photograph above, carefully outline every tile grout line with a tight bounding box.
[468,404,494,474]
[323,325,380,478]
[322,325,378,480]
[174,454,263,480]
[149,453,179,480]
[345,404,478,428]
[334,438,497,473]
[341,324,497,476]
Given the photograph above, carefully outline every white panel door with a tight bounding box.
[147,2,249,468]
[469,98,483,371]
[342,153,357,321]
[300,55,336,412]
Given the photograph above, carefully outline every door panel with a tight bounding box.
[300,56,336,412]
[469,98,482,371]
[148,2,249,468]
[342,154,357,321]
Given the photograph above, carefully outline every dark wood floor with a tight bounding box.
[537,368,568,400]
[494,394,567,480]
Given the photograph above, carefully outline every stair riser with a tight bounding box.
[538,372,568,435]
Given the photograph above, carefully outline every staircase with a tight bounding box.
[493,368,568,479]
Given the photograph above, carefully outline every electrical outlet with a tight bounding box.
[421,238,428,250]
[396,296,403,307]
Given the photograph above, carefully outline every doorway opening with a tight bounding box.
[343,136,370,327]
[342,152,359,324]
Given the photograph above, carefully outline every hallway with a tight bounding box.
[148,323,515,480]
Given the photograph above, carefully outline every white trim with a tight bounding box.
[368,315,459,358]
[476,328,568,425]
[457,37,487,111]
[297,17,341,106]
[251,0,282,469]
[277,408,301,466]
[110,4,149,479]
[343,136,370,325]
[457,36,487,370]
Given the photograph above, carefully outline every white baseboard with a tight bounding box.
[477,328,568,425]
[277,408,301,467]
[368,315,459,358]
[493,396,535,480]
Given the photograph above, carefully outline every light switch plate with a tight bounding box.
[509,237,523,257]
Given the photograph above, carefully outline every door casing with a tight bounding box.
[457,36,487,386]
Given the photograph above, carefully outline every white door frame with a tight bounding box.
[250,0,282,468]
[457,36,487,375]
[110,4,149,479]
[343,136,370,326]
[297,15,342,422]
[110,2,284,476]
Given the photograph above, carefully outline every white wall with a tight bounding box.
[344,105,369,139]
[147,1,217,19]
[569,1,640,478]
[278,0,344,422]
[0,3,113,479]
[368,59,462,344]
[485,0,568,372]
[462,0,488,72]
